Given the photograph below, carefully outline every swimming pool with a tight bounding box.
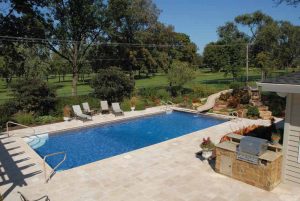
[26,111,225,170]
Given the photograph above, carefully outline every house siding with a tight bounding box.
[283,94,300,185]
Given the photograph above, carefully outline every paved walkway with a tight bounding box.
[1,107,299,201]
[197,89,232,112]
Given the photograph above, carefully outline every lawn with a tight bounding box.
[0,68,293,104]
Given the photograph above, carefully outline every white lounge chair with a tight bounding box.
[82,102,95,115]
[72,105,92,121]
[100,101,109,114]
[112,102,124,116]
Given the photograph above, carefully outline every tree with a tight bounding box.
[203,43,227,72]
[91,67,134,103]
[43,0,107,96]
[167,61,195,96]
[256,52,275,80]
[105,0,160,78]
[203,22,247,80]
[11,78,57,115]
[235,11,273,41]
[50,53,70,83]
[275,0,300,6]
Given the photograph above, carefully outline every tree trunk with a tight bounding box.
[72,42,79,97]
[58,74,61,83]
[261,71,265,81]
[72,68,78,97]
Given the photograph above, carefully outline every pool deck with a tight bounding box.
[1,107,299,201]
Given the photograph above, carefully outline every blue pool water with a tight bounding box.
[29,111,225,170]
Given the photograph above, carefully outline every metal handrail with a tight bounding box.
[43,151,66,183]
[160,101,172,111]
[6,121,36,137]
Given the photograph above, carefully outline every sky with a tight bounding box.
[153,0,300,53]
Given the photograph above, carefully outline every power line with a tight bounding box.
[0,36,183,48]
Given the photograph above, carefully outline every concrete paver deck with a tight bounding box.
[1,107,299,201]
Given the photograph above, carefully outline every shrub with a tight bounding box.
[247,106,260,118]
[156,89,170,100]
[229,82,244,91]
[121,98,145,111]
[167,61,195,96]
[91,67,134,103]
[13,112,35,125]
[135,99,145,111]
[35,116,62,124]
[11,78,56,115]
[192,85,219,98]
[120,99,131,111]
[0,101,19,130]
[138,88,157,98]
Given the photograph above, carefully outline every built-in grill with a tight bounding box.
[237,136,268,165]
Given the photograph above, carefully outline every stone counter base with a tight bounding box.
[215,147,282,191]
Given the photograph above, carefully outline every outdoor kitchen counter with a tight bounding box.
[216,141,237,152]
[259,150,282,162]
[216,141,283,162]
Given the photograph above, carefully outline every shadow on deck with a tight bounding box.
[0,134,42,199]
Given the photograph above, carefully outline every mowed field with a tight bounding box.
[0,68,292,104]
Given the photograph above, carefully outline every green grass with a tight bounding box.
[0,68,296,104]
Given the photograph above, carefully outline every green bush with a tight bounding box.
[229,82,244,91]
[138,88,157,98]
[156,89,170,100]
[120,99,131,111]
[171,96,184,104]
[135,99,146,110]
[11,78,56,115]
[0,101,19,130]
[35,116,62,124]
[167,61,195,96]
[138,87,170,100]
[13,112,35,125]
[192,85,218,98]
[120,98,146,111]
[91,67,134,103]
[247,106,260,118]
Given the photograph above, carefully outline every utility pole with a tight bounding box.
[246,43,249,85]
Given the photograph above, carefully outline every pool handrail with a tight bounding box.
[43,151,67,183]
[6,121,36,137]
[160,100,172,112]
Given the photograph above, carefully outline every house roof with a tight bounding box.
[261,71,300,85]
[257,71,300,94]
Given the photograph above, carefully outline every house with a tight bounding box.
[257,71,300,185]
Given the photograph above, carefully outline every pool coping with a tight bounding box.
[2,106,233,178]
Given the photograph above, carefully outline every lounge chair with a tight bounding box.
[18,191,50,201]
[72,105,92,121]
[112,102,124,116]
[82,102,96,115]
[100,101,110,114]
